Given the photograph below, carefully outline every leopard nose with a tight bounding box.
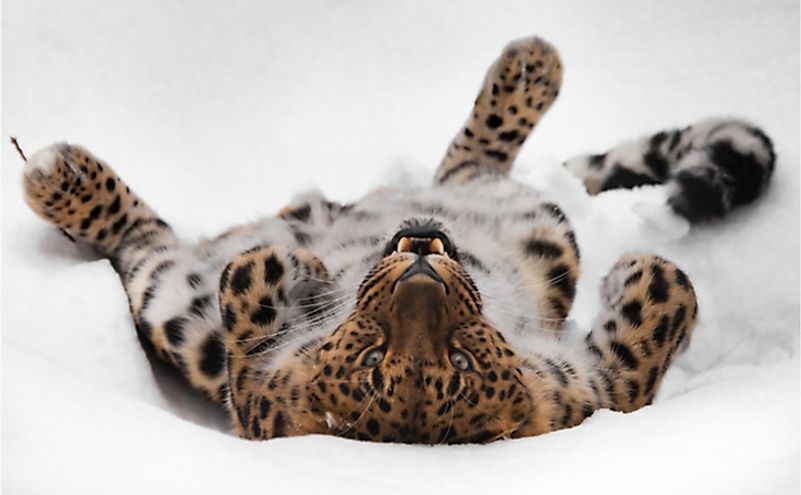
[398,256,444,284]
[390,261,451,354]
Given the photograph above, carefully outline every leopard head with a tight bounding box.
[306,219,533,443]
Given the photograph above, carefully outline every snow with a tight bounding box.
[2,0,799,493]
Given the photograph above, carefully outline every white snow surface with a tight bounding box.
[2,0,799,493]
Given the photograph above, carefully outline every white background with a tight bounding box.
[2,1,799,493]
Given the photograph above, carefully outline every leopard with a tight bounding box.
[19,35,774,444]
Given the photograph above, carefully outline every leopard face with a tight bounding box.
[305,220,533,444]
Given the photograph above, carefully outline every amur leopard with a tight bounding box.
[20,36,774,444]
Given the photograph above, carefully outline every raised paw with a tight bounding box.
[600,254,696,316]
[587,254,698,411]
[23,143,86,222]
[487,36,563,120]
[436,36,563,185]
[218,245,331,360]
[218,245,332,439]
[22,142,160,254]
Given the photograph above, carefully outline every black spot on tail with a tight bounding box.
[643,152,669,180]
[588,154,606,168]
[710,140,767,206]
[600,165,661,192]
[668,167,727,222]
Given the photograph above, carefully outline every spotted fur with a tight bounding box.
[25,34,766,444]
[564,118,775,222]
[437,37,562,185]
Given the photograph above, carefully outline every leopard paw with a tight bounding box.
[22,142,157,253]
[436,35,563,185]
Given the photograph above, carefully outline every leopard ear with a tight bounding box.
[435,36,562,186]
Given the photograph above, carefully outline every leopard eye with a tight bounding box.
[450,351,471,371]
[363,349,385,367]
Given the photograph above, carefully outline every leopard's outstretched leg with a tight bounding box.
[23,143,176,258]
[564,118,775,222]
[435,36,562,185]
[514,254,698,436]
[217,245,334,439]
[21,143,299,404]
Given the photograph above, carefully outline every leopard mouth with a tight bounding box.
[383,225,457,258]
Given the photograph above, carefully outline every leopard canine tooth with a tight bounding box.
[397,236,412,253]
[430,238,445,255]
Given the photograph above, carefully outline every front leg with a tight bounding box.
[436,36,563,185]
[587,254,698,411]
[515,254,698,437]
[218,245,333,439]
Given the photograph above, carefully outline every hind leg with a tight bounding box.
[435,36,562,185]
[22,142,172,256]
[21,143,290,403]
